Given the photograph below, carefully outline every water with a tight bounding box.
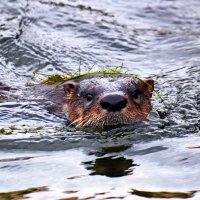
[0,0,200,199]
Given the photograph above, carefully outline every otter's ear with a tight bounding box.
[143,79,154,97]
[63,81,79,95]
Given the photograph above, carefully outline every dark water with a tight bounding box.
[0,0,200,199]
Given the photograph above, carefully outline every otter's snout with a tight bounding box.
[100,94,127,112]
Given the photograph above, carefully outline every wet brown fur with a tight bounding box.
[62,75,154,127]
[0,74,154,127]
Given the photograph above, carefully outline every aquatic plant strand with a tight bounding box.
[34,65,164,102]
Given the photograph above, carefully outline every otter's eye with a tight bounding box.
[132,90,140,99]
[86,94,93,102]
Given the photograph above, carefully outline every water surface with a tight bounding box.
[0,0,200,199]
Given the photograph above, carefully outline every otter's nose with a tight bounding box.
[100,94,127,112]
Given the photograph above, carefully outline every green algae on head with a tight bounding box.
[33,65,163,102]
[34,65,131,85]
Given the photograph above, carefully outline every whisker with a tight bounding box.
[69,118,82,126]
[76,118,88,128]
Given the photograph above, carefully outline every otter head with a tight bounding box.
[63,75,154,127]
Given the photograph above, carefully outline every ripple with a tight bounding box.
[0,0,200,198]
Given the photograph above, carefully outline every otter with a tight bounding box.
[31,74,154,127]
[0,74,154,127]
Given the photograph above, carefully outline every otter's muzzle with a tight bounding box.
[100,94,127,112]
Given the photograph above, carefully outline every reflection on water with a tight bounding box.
[0,187,48,200]
[130,189,197,199]
[0,137,199,199]
[0,0,200,199]
[82,156,136,177]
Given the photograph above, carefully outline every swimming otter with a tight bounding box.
[33,74,154,127]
